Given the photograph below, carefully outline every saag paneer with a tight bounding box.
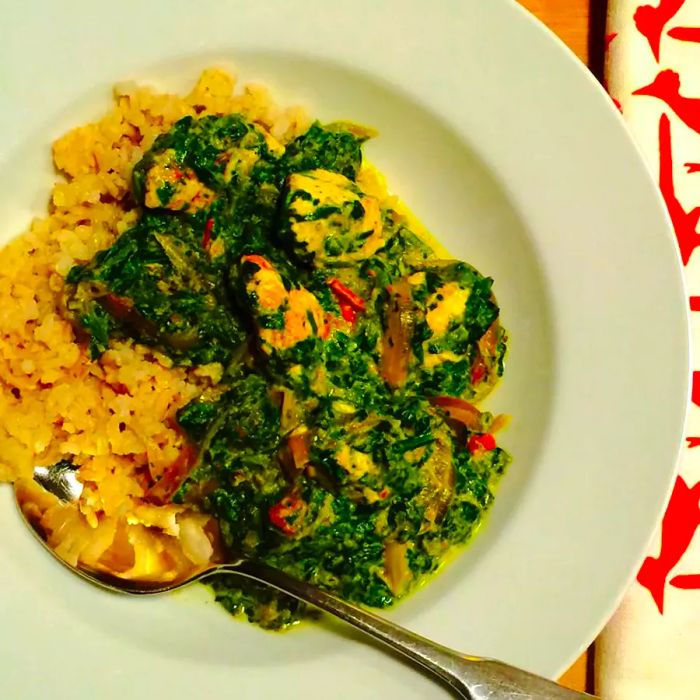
[65,111,510,629]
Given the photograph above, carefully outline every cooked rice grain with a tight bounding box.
[0,68,309,581]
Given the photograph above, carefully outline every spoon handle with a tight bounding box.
[222,560,598,700]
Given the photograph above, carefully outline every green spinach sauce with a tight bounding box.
[65,112,510,629]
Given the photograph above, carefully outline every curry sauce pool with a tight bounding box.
[6,69,509,630]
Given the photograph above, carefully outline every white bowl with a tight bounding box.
[0,1,689,698]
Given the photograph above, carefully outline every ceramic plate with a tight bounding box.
[0,1,689,698]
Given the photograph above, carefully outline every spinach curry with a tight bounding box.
[65,112,510,629]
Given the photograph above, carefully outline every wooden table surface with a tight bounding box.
[517,0,599,693]
[519,0,592,63]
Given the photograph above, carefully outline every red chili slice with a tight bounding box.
[241,254,272,270]
[338,304,357,323]
[202,218,214,250]
[468,433,497,454]
[268,493,305,536]
[328,279,365,321]
[471,360,487,385]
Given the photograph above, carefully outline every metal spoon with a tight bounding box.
[20,462,597,700]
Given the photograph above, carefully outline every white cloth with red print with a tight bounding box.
[598,1,700,698]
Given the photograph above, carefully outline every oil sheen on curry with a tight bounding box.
[65,113,510,629]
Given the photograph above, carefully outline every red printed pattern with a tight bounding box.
[668,26,700,43]
[634,70,700,136]
[637,368,700,609]
[637,476,700,613]
[653,112,700,265]
[634,0,686,61]
[637,371,700,612]
[624,0,700,612]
